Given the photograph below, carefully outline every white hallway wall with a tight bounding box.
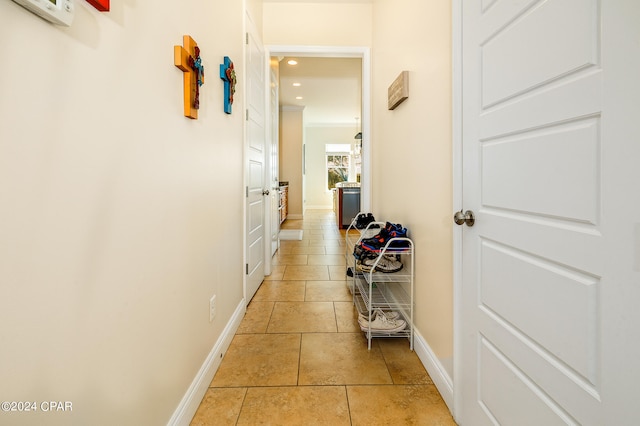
[280,106,305,218]
[0,1,245,424]
[371,0,453,372]
[263,1,373,47]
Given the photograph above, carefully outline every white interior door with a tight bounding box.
[245,14,267,303]
[458,0,640,424]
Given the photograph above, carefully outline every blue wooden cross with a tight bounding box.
[219,56,236,114]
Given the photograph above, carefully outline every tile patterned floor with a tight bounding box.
[191,210,456,425]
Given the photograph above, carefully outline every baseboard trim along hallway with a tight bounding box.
[413,328,454,412]
[168,298,246,426]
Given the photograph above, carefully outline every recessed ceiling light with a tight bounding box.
[292,83,301,87]
[295,96,303,100]
[287,59,298,65]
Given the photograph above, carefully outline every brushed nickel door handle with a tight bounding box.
[454,210,475,227]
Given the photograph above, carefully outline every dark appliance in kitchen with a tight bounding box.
[334,182,361,228]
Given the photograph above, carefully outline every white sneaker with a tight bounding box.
[358,309,400,322]
[360,255,403,273]
[358,312,406,333]
[373,255,403,273]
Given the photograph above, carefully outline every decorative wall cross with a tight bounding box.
[174,35,205,119]
[219,56,236,114]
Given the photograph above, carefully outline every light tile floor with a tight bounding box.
[191,210,456,425]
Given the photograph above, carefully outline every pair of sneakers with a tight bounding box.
[354,212,378,229]
[358,309,406,332]
[357,254,403,273]
[359,222,409,253]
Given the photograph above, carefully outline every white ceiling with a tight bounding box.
[277,56,362,126]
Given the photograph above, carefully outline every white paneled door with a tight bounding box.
[459,0,640,424]
[245,13,267,304]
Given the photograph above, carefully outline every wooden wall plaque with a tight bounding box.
[388,71,409,110]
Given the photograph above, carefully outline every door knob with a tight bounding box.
[454,210,475,227]
[262,189,270,196]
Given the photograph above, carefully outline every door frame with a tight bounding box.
[264,45,372,214]
[451,0,463,421]
[267,62,280,264]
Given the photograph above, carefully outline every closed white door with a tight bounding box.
[245,14,267,303]
[458,0,640,424]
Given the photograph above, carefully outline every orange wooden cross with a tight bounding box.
[174,35,204,119]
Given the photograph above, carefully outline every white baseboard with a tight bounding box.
[167,298,246,426]
[413,328,454,413]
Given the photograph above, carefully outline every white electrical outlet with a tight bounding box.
[209,295,216,322]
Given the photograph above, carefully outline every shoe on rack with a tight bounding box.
[371,254,403,273]
[364,213,380,229]
[359,309,401,322]
[359,225,391,251]
[354,243,383,260]
[360,222,409,253]
[358,311,406,333]
[362,222,404,243]
[355,260,372,273]
[353,245,361,259]
[360,254,400,273]
[359,254,378,271]
[355,212,375,229]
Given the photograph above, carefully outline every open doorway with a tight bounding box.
[267,46,371,225]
